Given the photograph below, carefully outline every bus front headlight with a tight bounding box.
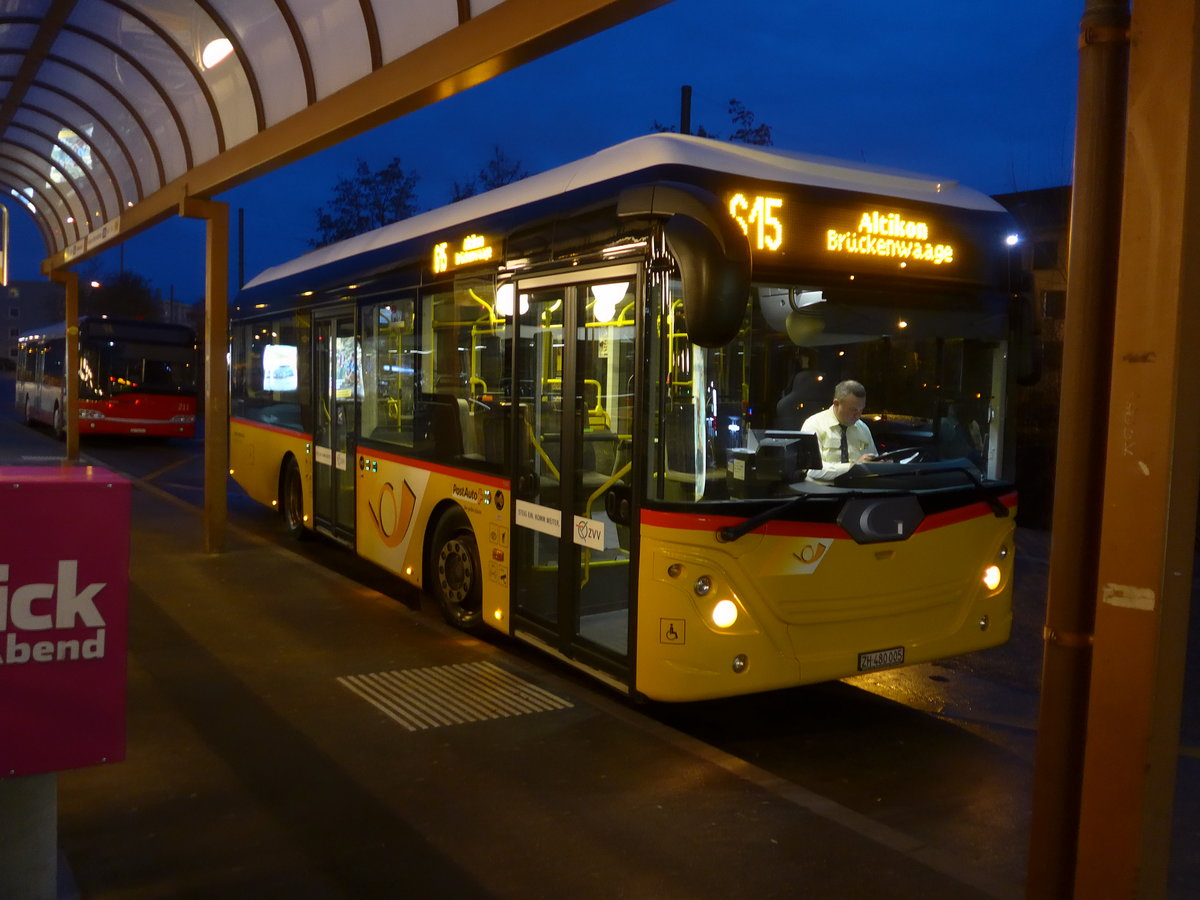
[982,564,1002,592]
[711,599,738,629]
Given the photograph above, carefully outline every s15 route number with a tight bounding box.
[729,193,783,251]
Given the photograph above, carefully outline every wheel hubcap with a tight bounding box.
[438,539,473,606]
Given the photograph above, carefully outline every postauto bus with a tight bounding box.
[229,133,1022,702]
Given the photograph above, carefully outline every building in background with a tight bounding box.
[995,185,1071,529]
[2,280,64,368]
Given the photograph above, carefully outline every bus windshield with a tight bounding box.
[80,339,196,399]
[651,279,1009,503]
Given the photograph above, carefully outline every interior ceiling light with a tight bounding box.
[201,38,233,70]
[590,281,628,322]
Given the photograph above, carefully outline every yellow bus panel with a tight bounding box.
[634,499,1015,702]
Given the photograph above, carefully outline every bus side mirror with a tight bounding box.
[664,213,751,347]
[618,182,752,348]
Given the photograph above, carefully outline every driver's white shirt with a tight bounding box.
[800,405,878,482]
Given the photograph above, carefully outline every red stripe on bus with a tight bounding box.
[361,446,512,491]
[641,491,1017,538]
[230,417,313,441]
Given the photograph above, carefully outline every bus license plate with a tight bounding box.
[858,646,904,671]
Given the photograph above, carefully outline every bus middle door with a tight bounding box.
[313,308,357,544]
[510,266,638,688]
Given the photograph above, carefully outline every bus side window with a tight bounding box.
[230,324,248,418]
[362,298,416,447]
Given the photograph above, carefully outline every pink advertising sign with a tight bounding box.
[1,466,130,777]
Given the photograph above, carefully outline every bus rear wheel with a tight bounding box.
[430,509,482,630]
[281,458,308,540]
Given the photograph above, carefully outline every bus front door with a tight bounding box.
[313,308,357,543]
[510,267,638,689]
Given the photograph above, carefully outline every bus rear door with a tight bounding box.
[510,265,640,689]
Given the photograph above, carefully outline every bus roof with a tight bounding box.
[243,132,1007,295]
[18,317,196,344]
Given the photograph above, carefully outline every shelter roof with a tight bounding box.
[0,0,663,274]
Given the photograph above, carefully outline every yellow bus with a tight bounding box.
[230,133,1024,701]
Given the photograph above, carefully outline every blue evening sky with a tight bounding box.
[5,0,1081,303]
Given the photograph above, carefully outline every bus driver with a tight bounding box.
[800,379,878,481]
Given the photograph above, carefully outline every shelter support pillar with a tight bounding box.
[49,268,79,461]
[180,197,229,554]
[1026,1,1129,895]
[1071,1,1200,895]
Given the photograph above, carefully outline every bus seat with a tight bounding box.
[417,394,463,457]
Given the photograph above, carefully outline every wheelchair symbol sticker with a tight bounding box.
[660,618,686,645]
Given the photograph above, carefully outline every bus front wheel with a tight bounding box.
[281,458,308,540]
[430,509,483,631]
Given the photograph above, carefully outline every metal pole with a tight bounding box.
[0,775,56,900]
[179,197,229,554]
[238,207,245,288]
[50,268,80,462]
[1073,0,1200,893]
[680,84,692,135]
[1025,1,1129,897]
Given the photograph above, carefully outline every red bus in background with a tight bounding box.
[16,317,198,438]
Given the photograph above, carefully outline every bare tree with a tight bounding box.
[653,97,773,146]
[451,146,530,202]
[311,157,421,248]
[727,99,773,146]
[82,270,162,321]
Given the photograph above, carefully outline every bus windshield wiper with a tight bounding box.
[716,492,814,543]
[949,463,1010,518]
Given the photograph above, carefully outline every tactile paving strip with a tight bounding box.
[337,660,573,731]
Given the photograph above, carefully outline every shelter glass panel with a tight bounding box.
[221,1,309,125]
[53,34,190,181]
[41,59,164,193]
[290,0,373,99]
